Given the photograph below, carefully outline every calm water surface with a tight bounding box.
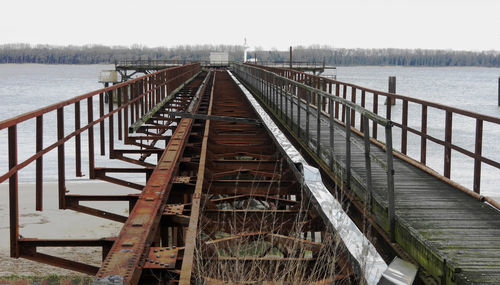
[0,64,499,198]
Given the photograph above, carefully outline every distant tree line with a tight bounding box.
[1,43,499,66]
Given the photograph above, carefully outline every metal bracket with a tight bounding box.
[378,257,418,285]
[143,247,178,269]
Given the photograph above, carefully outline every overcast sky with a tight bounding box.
[1,0,499,51]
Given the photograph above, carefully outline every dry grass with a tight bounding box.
[191,156,359,284]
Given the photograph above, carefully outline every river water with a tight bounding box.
[0,64,499,198]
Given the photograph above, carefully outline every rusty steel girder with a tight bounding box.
[1,66,358,284]
[0,64,202,278]
[175,71,356,284]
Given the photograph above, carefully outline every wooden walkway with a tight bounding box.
[264,85,500,284]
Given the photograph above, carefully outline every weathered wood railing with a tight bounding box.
[250,64,500,209]
[232,62,398,241]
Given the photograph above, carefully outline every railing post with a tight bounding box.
[74,102,82,178]
[124,87,129,140]
[265,75,268,104]
[373,93,378,139]
[444,111,453,178]
[421,105,428,164]
[87,97,96,179]
[360,90,366,132]
[316,93,321,156]
[99,93,106,156]
[279,78,284,119]
[385,124,395,242]
[36,115,43,211]
[296,83,301,137]
[342,85,347,122]
[117,87,123,141]
[473,119,483,194]
[8,125,19,258]
[329,97,335,170]
[57,107,66,210]
[134,82,139,122]
[345,106,351,188]
[386,96,392,121]
[401,99,408,155]
[351,87,356,127]
[289,82,292,126]
[273,76,277,111]
[363,116,373,211]
[306,89,310,143]
[109,89,115,159]
[335,84,340,119]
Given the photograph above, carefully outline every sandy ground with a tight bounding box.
[0,181,136,277]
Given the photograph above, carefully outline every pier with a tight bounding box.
[1,62,499,284]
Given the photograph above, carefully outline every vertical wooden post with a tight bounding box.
[335,84,340,119]
[57,108,66,210]
[36,115,43,211]
[279,78,283,119]
[385,124,395,242]
[285,80,289,124]
[290,82,293,127]
[99,93,105,156]
[473,119,483,194]
[373,93,378,139]
[341,85,347,122]
[444,111,453,178]
[109,89,115,159]
[360,91,366,132]
[306,90,310,143]
[289,46,293,69]
[421,105,428,164]
[351,87,356,127]
[401,100,408,155]
[297,83,301,137]
[363,116,373,211]
[104,82,109,103]
[345,106,351,188]
[316,93,321,156]
[329,97,335,170]
[8,126,19,258]
[75,102,82,178]
[87,97,96,179]
[117,87,122,141]
[386,76,396,105]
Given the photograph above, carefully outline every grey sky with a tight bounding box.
[2,0,499,51]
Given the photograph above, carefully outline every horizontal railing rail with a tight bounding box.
[115,59,230,68]
[0,63,200,257]
[250,64,500,207]
[255,61,335,69]
[231,62,397,240]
